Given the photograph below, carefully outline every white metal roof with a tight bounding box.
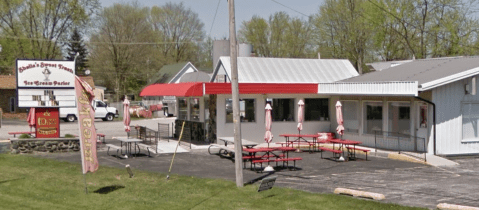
[344,56,479,91]
[317,81,418,96]
[211,56,359,83]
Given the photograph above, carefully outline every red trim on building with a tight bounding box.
[205,83,318,94]
[140,82,318,97]
[139,83,204,97]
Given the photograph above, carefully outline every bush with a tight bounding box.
[18,134,32,139]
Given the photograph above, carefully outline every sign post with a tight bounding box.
[258,176,277,192]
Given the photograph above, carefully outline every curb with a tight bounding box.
[388,153,428,165]
[437,203,479,210]
[334,188,385,200]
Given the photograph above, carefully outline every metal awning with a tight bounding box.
[139,82,319,97]
[139,83,204,97]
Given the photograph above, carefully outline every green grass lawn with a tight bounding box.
[0,154,425,210]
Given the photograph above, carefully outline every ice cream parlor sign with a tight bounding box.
[17,60,75,88]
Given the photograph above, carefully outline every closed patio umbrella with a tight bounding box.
[265,104,273,147]
[27,108,36,132]
[297,100,304,134]
[336,101,345,139]
[123,96,131,137]
[264,103,274,172]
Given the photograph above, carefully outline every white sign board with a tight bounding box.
[16,59,76,108]
[163,96,176,103]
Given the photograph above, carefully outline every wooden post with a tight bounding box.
[229,0,243,187]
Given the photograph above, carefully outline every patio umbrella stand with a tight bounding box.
[296,100,304,152]
[336,101,345,161]
[264,104,274,172]
[123,96,131,158]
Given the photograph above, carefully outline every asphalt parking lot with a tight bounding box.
[3,118,479,209]
[27,145,479,209]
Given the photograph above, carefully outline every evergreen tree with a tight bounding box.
[66,28,88,75]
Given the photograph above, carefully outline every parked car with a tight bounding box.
[59,100,119,122]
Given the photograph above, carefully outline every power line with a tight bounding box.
[209,0,222,36]
[270,0,309,17]
[0,35,204,45]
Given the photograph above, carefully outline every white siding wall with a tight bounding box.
[216,94,332,143]
[432,76,479,155]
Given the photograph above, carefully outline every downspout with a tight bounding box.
[415,96,436,155]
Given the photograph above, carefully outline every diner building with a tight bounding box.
[140,56,479,156]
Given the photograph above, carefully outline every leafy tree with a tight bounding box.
[239,12,315,58]
[88,2,160,100]
[313,0,373,74]
[65,28,88,75]
[150,2,205,64]
[0,0,99,60]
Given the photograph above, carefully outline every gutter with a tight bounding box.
[415,96,436,155]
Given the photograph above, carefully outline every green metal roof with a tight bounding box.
[150,62,189,84]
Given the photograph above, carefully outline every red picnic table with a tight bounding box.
[8,131,35,138]
[327,139,368,160]
[279,133,322,152]
[243,147,302,171]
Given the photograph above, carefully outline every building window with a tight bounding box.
[388,102,410,135]
[189,98,200,121]
[363,102,382,134]
[342,101,359,133]
[226,99,255,123]
[267,98,294,122]
[304,98,329,121]
[462,103,479,140]
[178,98,187,120]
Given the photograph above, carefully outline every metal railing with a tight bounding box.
[158,123,172,142]
[373,130,427,161]
[133,126,159,150]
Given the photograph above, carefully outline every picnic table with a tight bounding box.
[116,137,142,157]
[279,133,321,152]
[327,139,364,160]
[218,137,259,148]
[8,131,35,138]
[243,147,302,171]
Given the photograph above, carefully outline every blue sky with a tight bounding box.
[98,0,325,39]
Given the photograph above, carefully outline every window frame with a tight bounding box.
[266,98,295,122]
[362,101,383,135]
[225,98,256,123]
[304,98,330,122]
[341,100,359,133]
[387,101,411,135]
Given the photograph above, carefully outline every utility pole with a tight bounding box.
[229,0,243,187]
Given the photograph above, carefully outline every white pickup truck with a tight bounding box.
[60,100,119,122]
